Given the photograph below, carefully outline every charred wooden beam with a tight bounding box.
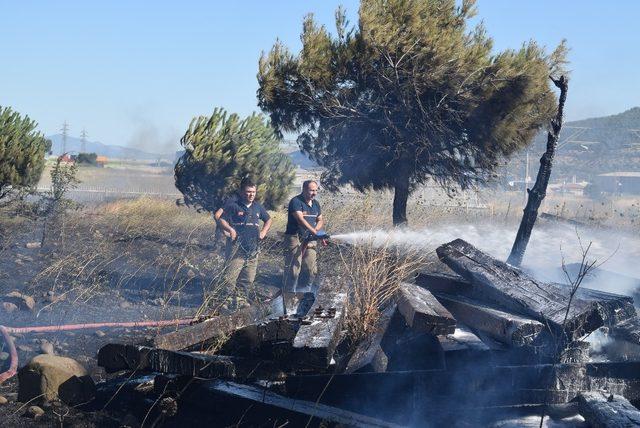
[434,292,545,347]
[397,283,455,335]
[418,270,636,329]
[436,239,633,339]
[612,317,640,345]
[97,343,235,379]
[292,289,348,369]
[180,379,403,428]
[575,391,640,427]
[345,304,396,374]
[150,299,279,351]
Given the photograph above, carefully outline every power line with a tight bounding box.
[61,121,70,155]
[80,128,88,153]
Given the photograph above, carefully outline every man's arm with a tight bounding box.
[259,218,272,240]
[314,214,324,233]
[217,217,237,241]
[292,211,317,235]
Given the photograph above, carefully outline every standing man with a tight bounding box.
[218,178,272,308]
[283,180,324,292]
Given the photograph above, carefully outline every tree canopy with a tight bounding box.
[257,0,567,225]
[0,106,49,200]
[174,108,295,212]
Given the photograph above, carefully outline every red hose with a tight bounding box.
[0,326,18,384]
[0,316,201,384]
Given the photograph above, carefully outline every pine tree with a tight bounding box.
[174,108,295,212]
[0,106,49,200]
[258,0,567,225]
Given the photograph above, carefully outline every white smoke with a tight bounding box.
[332,222,640,298]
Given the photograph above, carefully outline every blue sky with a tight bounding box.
[1,1,638,153]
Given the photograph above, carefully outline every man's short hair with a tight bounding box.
[302,180,318,191]
[240,177,256,190]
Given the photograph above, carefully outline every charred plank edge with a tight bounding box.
[97,343,235,379]
[575,391,640,427]
[292,288,348,368]
[345,303,397,374]
[434,292,545,347]
[150,299,278,351]
[397,283,455,335]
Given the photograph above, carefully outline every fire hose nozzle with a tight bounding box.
[303,232,330,243]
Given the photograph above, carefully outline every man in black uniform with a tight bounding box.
[218,178,271,308]
[283,180,324,291]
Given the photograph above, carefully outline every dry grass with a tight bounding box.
[338,238,434,346]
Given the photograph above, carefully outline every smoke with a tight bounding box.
[127,110,181,156]
[332,222,640,298]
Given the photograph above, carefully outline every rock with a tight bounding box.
[39,341,55,355]
[18,354,96,405]
[26,405,45,418]
[0,351,9,360]
[44,291,64,303]
[0,395,7,405]
[1,302,18,313]
[94,330,106,338]
[3,291,35,311]
[25,242,42,249]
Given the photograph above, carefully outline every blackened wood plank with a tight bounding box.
[97,343,235,379]
[397,283,455,335]
[576,391,640,428]
[434,292,545,346]
[345,304,396,374]
[436,239,633,339]
[292,288,348,368]
[150,300,278,351]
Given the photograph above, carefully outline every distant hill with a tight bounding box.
[46,134,173,160]
[505,107,640,181]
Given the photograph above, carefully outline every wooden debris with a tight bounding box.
[436,239,633,339]
[612,317,640,345]
[434,292,545,346]
[575,391,640,428]
[97,343,235,379]
[292,288,348,368]
[397,283,455,335]
[345,304,396,374]
[419,269,636,330]
[150,300,279,351]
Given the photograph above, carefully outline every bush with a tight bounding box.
[174,108,295,212]
[0,106,48,199]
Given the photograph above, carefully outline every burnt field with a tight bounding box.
[1,189,640,427]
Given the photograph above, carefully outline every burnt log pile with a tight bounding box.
[96,239,640,426]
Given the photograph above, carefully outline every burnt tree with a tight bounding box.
[507,75,569,266]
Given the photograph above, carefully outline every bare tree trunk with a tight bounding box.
[393,169,410,227]
[507,75,568,266]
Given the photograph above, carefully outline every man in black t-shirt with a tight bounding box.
[218,178,272,308]
[283,180,324,291]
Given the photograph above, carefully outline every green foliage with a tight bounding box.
[76,152,98,165]
[0,106,48,199]
[258,0,567,222]
[50,155,79,203]
[174,108,295,212]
